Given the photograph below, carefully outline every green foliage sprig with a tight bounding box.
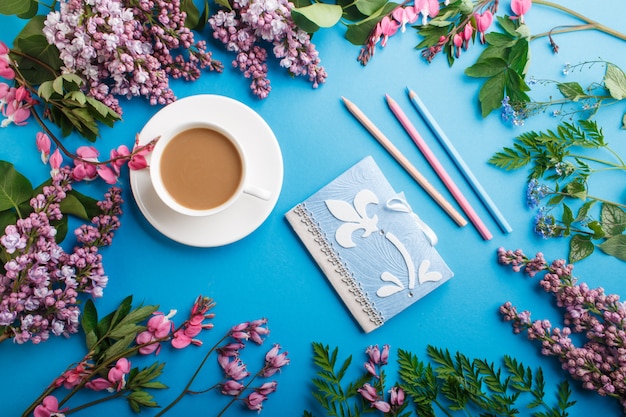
[464,15,531,118]
[498,60,626,127]
[305,342,576,417]
[489,120,626,263]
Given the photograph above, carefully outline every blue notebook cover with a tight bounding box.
[285,156,453,332]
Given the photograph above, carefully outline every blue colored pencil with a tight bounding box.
[407,87,513,234]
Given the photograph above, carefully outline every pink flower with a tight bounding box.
[36,132,51,163]
[218,354,250,381]
[453,33,463,57]
[34,396,67,417]
[373,401,391,412]
[72,146,99,181]
[110,145,130,175]
[392,6,417,32]
[128,139,152,170]
[221,380,244,396]
[380,344,389,364]
[244,392,267,411]
[364,361,378,378]
[85,377,113,391]
[54,363,88,389]
[357,383,378,402]
[389,386,405,406]
[414,0,440,25]
[49,149,63,176]
[97,165,118,184]
[261,343,289,377]
[511,0,531,23]
[379,16,400,47]
[462,23,473,48]
[0,41,15,80]
[136,310,176,355]
[107,357,131,391]
[475,10,493,43]
[256,381,277,395]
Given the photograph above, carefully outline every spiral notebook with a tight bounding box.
[285,156,453,333]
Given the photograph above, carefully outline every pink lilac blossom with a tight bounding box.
[43,0,222,115]
[0,167,123,344]
[208,0,327,99]
[498,247,626,412]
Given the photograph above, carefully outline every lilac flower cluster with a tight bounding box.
[209,0,327,98]
[498,247,626,411]
[43,0,222,115]
[0,167,122,344]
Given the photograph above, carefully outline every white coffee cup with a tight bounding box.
[149,121,271,216]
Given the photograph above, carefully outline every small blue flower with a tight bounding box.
[533,207,562,239]
[526,179,550,209]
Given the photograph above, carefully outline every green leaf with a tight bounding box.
[496,14,518,37]
[561,203,573,234]
[574,200,595,222]
[102,333,136,362]
[465,57,507,78]
[16,0,38,19]
[82,299,99,350]
[569,234,594,263]
[0,0,33,16]
[601,203,626,236]
[622,113,626,130]
[354,0,390,16]
[478,71,506,117]
[0,161,33,212]
[13,17,62,85]
[59,193,89,220]
[557,82,586,102]
[215,0,232,10]
[604,63,626,100]
[292,3,343,33]
[598,234,626,261]
[181,0,201,30]
[345,2,397,45]
[483,32,516,47]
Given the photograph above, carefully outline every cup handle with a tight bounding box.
[243,184,272,201]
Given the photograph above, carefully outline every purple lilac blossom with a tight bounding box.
[498,247,626,411]
[0,168,123,344]
[43,0,222,115]
[209,0,327,98]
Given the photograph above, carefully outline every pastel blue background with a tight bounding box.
[2,1,626,415]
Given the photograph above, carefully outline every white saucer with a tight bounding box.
[129,95,283,247]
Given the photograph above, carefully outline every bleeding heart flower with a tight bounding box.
[475,10,493,43]
[511,0,531,23]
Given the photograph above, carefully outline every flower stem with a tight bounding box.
[154,334,230,417]
[64,391,126,415]
[531,0,626,42]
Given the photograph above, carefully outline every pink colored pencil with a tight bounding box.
[385,94,493,241]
